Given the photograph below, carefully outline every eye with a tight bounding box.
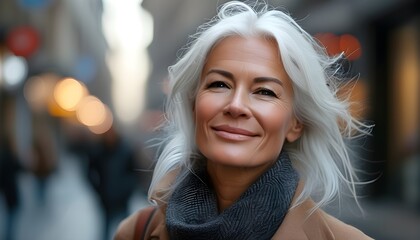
[207,81,229,89]
[255,88,278,98]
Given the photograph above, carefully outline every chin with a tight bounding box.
[205,152,262,168]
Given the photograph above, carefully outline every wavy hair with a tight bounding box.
[148,1,372,210]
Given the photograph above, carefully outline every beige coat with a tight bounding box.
[115,184,373,240]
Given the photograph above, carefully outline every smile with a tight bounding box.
[211,125,258,141]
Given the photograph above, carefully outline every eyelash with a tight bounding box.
[207,81,229,89]
[255,88,278,98]
[206,81,278,98]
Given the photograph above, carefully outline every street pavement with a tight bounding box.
[0,153,149,240]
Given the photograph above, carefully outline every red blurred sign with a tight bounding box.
[6,26,40,57]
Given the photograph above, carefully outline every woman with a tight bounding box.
[115,1,373,239]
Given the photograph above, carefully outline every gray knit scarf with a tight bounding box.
[166,151,299,240]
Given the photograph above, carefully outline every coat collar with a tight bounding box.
[272,182,335,240]
[150,181,336,240]
[115,181,372,240]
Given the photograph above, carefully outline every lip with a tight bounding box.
[211,125,258,141]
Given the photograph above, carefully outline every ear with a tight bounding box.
[286,118,304,143]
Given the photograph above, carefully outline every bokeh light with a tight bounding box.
[53,77,88,111]
[339,34,362,61]
[2,55,28,89]
[6,26,40,57]
[315,33,362,61]
[88,104,114,134]
[76,95,106,127]
[315,33,341,56]
[102,0,152,124]
[23,74,58,112]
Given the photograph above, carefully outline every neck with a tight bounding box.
[207,161,273,212]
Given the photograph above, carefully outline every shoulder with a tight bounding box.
[114,205,169,240]
[114,206,157,240]
[321,212,374,240]
[273,199,373,240]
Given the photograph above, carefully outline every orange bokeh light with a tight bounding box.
[315,33,362,61]
[76,96,107,127]
[53,78,88,111]
[339,34,362,61]
[88,105,114,134]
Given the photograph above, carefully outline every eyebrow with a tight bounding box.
[206,69,283,86]
[254,77,283,86]
[206,69,234,79]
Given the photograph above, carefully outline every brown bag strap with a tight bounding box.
[134,206,158,240]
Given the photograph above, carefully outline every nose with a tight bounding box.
[223,89,252,118]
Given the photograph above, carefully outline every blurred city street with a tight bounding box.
[0,151,419,240]
[326,193,420,240]
[0,152,150,240]
[1,0,420,240]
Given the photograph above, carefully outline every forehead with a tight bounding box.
[205,35,281,66]
[202,36,292,85]
[201,35,295,96]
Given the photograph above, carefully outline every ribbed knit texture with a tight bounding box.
[166,151,299,240]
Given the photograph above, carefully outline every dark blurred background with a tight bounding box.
[0,0,419,239]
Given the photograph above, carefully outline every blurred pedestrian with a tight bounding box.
[0,140,21,240]
[29,116,58,205]
[0,94,21,240]
[87,126,139,240]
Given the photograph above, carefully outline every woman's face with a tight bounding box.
[194,36,302,168]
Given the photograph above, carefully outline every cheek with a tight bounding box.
[195,95,213,124]
[195,91,227,120]
[195,103,215,157]
[194,94,218,143]
[256,104,294,140]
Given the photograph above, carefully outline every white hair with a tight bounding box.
[148,1,372,210]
